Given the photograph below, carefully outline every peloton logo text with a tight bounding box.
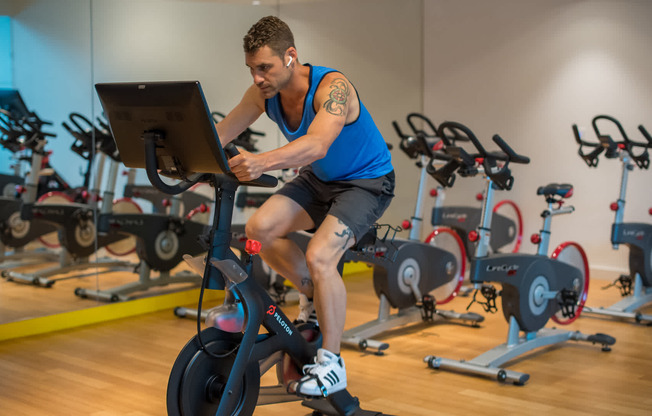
[267,305,293,336]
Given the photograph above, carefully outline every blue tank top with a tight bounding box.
[265,65,393,181]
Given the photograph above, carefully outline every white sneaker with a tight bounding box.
[296,348,347,397]
[295,293,318,326]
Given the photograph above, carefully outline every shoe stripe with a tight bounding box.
[331,370,339,383]
[323,370,339,386]
[324,373,335,386]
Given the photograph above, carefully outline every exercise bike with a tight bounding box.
[394,112,523,261]
[393,113,522,300]
[3,113,138,286]
[0,93,69,268]
[423,121,615,384]
[96,80,389,415]
[572,115,652,324]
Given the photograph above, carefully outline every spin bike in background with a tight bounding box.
[423,121,615,384]
[65,115,206,302]
[3,113,139,286]
[572,115,652,324]
[0,92,68,267]
[96,80,388,416]
[393,113,523,267]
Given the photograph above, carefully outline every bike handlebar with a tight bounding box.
[573,115,651,169]
[428,121,529,191]
[407,112,438,139]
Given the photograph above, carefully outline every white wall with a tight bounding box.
[423,0,652,274]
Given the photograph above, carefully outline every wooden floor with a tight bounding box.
[1,269,651,416]
[0,250,199,324]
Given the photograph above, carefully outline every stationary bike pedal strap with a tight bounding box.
[602,274,632,296]
[557,288,579,319]
[467,285,498,313]
[294,374,329,398]
[417,294,436,321]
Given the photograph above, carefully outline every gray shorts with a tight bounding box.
[276,166,395,242]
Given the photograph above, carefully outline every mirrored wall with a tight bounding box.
[1,0,424,326]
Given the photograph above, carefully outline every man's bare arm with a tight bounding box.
[228,73,352,181]
[215,84,265,147]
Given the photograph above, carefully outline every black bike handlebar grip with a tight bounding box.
[224,142,239,157]
[224,142,278,188]
[407,113,438,137]
[392,120,409,139]
[249,129,265,136]
[639,125,652,146]
[492,134,530,164]
[571,124,599,147]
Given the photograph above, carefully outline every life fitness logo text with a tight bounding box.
[623,229,645,240]
[267,305,293,336]
[486,264,519,273]
[443,212,468,223]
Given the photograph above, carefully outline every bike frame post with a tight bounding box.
[408,154,428,241]
[474,177,495,259]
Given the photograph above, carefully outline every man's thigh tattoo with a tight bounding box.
[334,219,354,250]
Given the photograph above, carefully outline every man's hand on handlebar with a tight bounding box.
[228,148,266,182]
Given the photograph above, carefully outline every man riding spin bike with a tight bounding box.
[215,16,394,397]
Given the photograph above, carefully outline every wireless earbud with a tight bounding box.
[286,56,293,67]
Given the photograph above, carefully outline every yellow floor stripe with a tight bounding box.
[0,288,223,342]
[0,263,372,342]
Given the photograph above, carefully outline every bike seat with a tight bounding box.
[536,183,573,198]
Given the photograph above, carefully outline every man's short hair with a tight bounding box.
[243,16,295,57]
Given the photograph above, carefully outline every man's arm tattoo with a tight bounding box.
[323,78,349,116]
[334,219,355,250]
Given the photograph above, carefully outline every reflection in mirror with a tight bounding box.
[0,0,101,329]
[1,0,423,338]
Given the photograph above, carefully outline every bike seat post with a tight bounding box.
[89,152,107,210]
[537,202,554,256]
[100,158,121,216]
[23,145,45,205]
